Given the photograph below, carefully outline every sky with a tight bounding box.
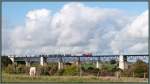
[2,2,148,28]
[2,2,148,56]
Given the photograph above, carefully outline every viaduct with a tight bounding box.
[8,54,148,70]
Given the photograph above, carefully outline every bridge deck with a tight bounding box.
[9,54,149,57]
[9,54,149,62]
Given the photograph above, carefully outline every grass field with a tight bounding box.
[2,73,148,82]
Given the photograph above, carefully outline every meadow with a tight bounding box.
[2,73,148,82]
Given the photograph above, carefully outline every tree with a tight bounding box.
[110,60,117,64]
[132,60,148,77]
[122,60,148,78]
[1,56,12,69]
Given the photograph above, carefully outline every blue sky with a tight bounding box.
[2,2,148,28]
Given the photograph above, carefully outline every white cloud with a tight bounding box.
[111,10,148,54]
[2,3,148,56]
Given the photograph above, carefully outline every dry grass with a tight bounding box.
[2,73,148,83]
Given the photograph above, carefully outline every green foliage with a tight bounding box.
[81,66,99,76]
[25,66,30,75]
[37,65,51,75]
[55,69,64,76]
[1,56,12,69]
[82,63,95,70]
[48,65,58,75]
[4,64,15,74]
[101,63,117,72]
[110,60,117,64]
[63,65,78,76]
[4,64,30,74]
[15,64,27,74]
[98,63,119,76]
[36,64,58,76]
[132,60,148,77]
[122,60,148,78]
[3,59,148,78]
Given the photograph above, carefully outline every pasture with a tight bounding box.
[2,73,148,82]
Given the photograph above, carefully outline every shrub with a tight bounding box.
[4,64,15,74]
[1,56,12,70]
[101,63,118,72]
[15,64,27,74]
[99,64,117,76]
[37,65,50,75]
[110,60,117,64]
[82,63,95,70]
[132,60,148,78]
[36,64,58,76]
[63,65,78,76]
[4,64,30,74]
[81,67,99,76]
[25,66,30,75]
[122,60,148,78]
[55,69,64,76]
[48,65,58,75]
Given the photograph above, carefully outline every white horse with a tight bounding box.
[29,67,36,77]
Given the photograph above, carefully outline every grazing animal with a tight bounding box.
[29,67,36,77]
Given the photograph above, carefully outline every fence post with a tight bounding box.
[133,72,135,78]
[144,73,146,78]
[116,71,121,79]
[78,57,82,77]
[97,71,100,78]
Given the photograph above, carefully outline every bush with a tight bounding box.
[36,64,58,76]
[122,60,148,78]
[110,60,117,64]
[99,64,118,76]
[55,69,64,76]
[101,63,118,72]
[4,64,15,74]
[15,64,27,74]
[48,65,58,75]
[1,56,12,70]
[4,64,30,74]
[37,65,51,75]
[82,67,99,76]
[17,64,30,74]
[25,66,30,75]
[63,65,78,76]
[132,60,148,78]
[82,63,95,70]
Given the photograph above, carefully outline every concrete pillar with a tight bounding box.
[96,60,99,68]
[40,56,47,66]
[76,57,80,67]
[25,61,30,66]
[58,62,63,70]
[25,56,30,66]
[8,55,15,63]
[75,61,79,67]
[96,57,101,69]
[119,54,124,70]
[124,56,128,69]
[75,61,78,66]
[119,55,128,70]
[40,56,44,66]
[58,56,63,70]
